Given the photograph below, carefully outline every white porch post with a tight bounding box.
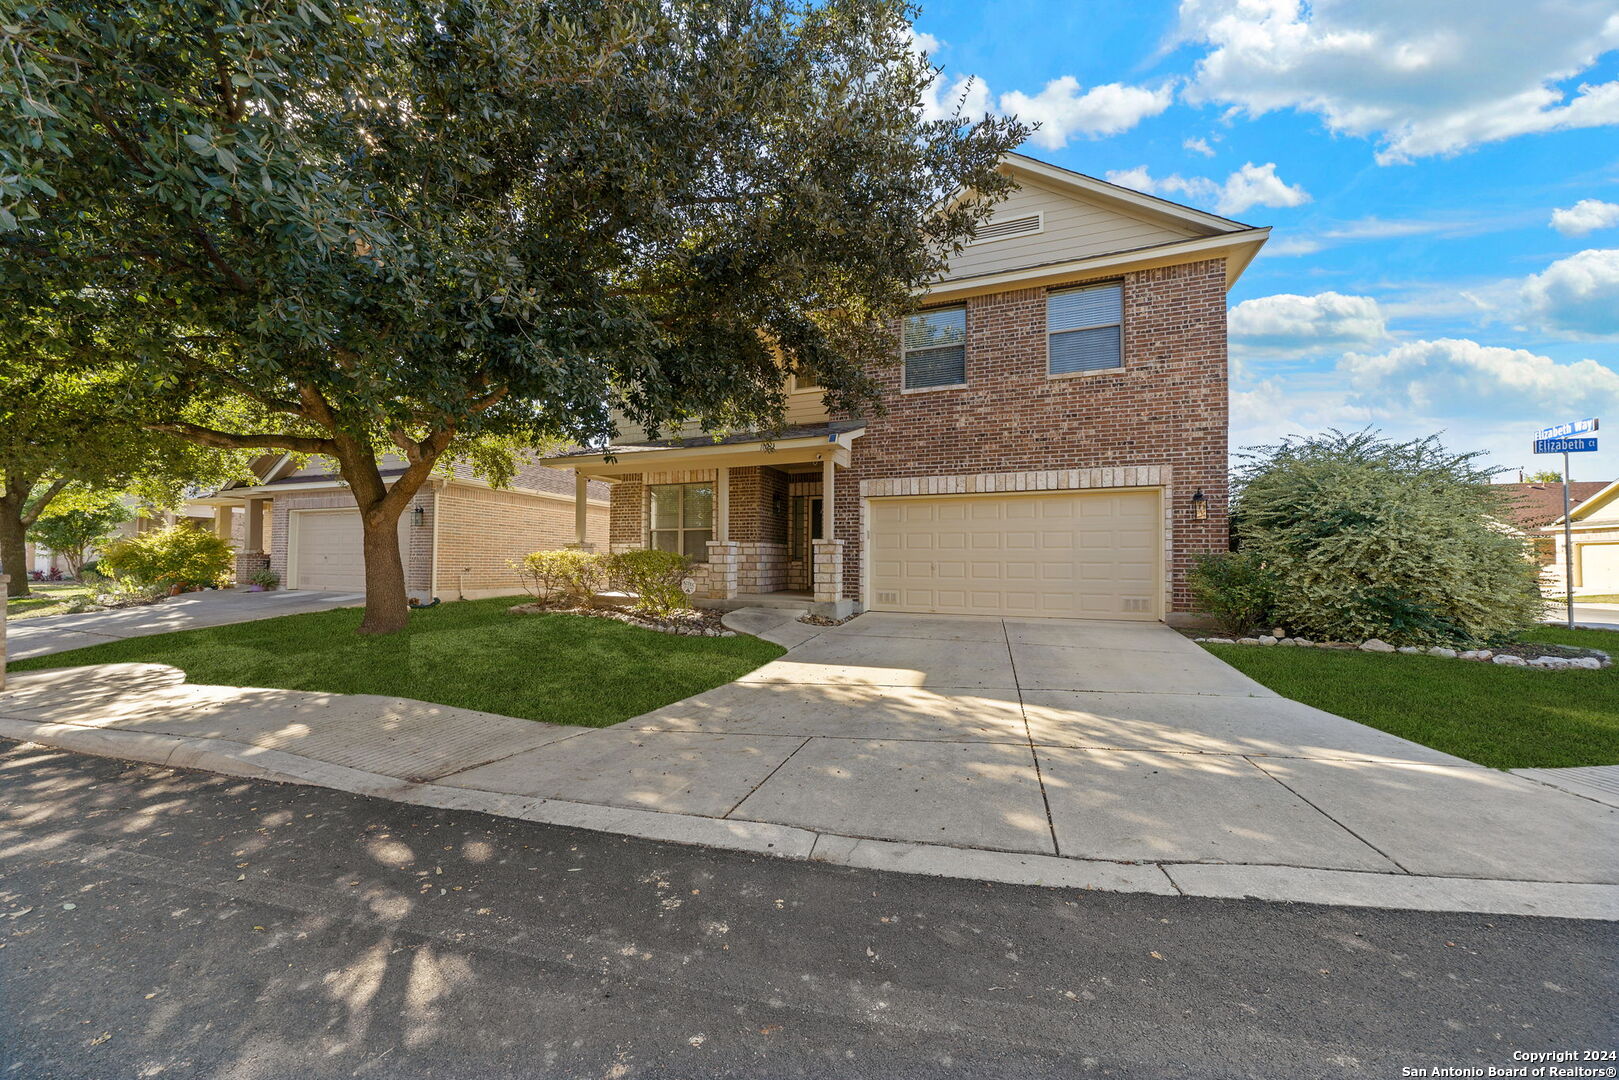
[821,455,835,537]
[716,467,730,541]
[574,470,589,548]
[212,506,233,539]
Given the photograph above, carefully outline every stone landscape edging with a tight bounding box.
[3,712,1614,922]
[1198,633,1612,671]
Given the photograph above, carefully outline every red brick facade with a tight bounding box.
[605,257,1230,615]
[834,259,1229,612]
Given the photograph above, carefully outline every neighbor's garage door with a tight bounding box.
[1578,543,1619,593]
[289,510,407,593]
[869,490,1161,620]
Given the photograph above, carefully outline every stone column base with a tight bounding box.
[704,541,740,600]
[812,539,845,605]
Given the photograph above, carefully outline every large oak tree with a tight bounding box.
[1,0,1023,632]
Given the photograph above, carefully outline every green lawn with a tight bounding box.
[1573,594,1619,604]
[4,582,96,619]
[1204,626,1619,770]
[9,597,784,727]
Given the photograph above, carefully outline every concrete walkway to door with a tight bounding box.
[1,610,1614,919]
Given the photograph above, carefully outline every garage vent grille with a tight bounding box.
[1121,598,1150,613]
[969,213,1042,244]
[877,591,899,605]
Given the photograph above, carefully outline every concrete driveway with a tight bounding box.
[441,612,1617,888]
[6,588,364,660]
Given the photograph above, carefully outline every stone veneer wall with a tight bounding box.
[834,259,1230,613]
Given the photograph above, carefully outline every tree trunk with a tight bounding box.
[357,504,411,635]
[0,510,29,598]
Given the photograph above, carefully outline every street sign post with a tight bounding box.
[1534,419,1602,629]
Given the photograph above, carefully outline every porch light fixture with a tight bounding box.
[1191,489,1207,520]
[411,505,427,528]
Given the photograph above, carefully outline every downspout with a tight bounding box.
[430,479,442,601]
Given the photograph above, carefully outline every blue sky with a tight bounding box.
[912,0,1619,484]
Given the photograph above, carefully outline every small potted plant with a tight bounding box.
[246,569,280,593]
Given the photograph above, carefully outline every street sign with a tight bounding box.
[1534,418,1599,440]
[1535,437,1598,454]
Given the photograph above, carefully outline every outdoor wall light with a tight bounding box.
[411,505,427,528]
[1191,489,1208,520]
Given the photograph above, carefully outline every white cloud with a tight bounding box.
[1105,161,1309,216]
[1000,78,1175,149]
[1178,0,1619,162]
[920,73,993,123]
[1341,338,1619,418]
[1521,248,1619,337]
[1551,198,1619,236]
[1229,292,1388,349]
[1230,336,1619,472]
[1183,136,1216,157]
[912,35,1171,145]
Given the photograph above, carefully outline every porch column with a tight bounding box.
[573,470,591,550]
[821,455,836,539]
[245,498,267,552]
[813,455,844,608]
[212,505,233,539]
[716,467,730,541]
[235,498,271,586]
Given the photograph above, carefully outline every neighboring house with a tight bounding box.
[200,455,610,600]
[547,153,1269,623]
[1548,480,1619,595]
[1493,480,1607,566]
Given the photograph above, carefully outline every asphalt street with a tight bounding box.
[1,740,1613,1080]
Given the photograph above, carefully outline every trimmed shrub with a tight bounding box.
[1231,430,1544,645]
[604,549,691,616]
[513,549,605,606]
[99,525,234,590]
[1188,551,1276,637]
[249,568,280,589]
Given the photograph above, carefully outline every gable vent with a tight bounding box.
[970,213,1042,244]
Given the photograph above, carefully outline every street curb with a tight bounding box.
[6,716,1616,920]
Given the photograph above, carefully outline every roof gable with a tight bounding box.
[933,153,1269,296]
[1564,478,1619,524]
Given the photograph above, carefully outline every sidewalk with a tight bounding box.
[4,608,1616,921]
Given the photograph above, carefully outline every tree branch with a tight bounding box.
[147,422,334,456]
[20,477,71,528]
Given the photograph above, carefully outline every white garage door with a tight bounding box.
[1579,543,1619,593]
[869,490,1162,620]
[290,510,407,593]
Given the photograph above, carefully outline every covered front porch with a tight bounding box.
[548,422,864,619]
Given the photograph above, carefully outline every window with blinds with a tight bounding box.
[1047,283,1123,375]
[902,305,967,389]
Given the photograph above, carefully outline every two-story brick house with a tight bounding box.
[547,153,1269,625]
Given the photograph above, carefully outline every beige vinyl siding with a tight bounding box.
[941,178,1200,281]
[609,384,829,444]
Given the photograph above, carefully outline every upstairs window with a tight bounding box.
[1048,283,1123,375]
[648,482,713,561]
[902,305,967,389]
